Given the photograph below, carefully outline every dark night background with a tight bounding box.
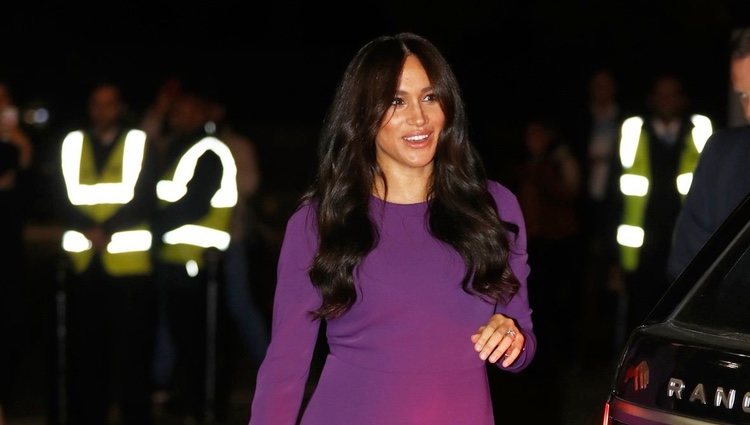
[6,0,750,216]
[3,1,750,423]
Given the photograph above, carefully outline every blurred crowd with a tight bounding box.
[0,76,275,425]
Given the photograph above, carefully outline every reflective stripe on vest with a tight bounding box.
[62,130,146,208]
[674,114,713,195]
[616,115,711,271]
[60,129,152,276]
[162,224,231,250]
[156,136,237,208]
[156,136,237,272]
[63,230,152,253]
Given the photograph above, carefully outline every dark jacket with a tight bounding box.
[667,125,750,281]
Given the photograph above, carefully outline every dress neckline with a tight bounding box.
[369,195,429,217]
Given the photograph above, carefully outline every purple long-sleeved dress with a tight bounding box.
[249,180,536,425]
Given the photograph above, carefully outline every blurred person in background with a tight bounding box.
[512,115,582,422]
[612,73,713,340]
[150,82,237,423]
[575,68,628,359]
[0,80,33,425]
[58,80,158,425]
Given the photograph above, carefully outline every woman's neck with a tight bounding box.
[373,168,431,204]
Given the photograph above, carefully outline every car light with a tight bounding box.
[602,400,610,425]
[623,360,649,391]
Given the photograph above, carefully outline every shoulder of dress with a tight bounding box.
[486,180,523,221]
[286,201,319,231]
[486,179,517,203]
[279,202,320,254]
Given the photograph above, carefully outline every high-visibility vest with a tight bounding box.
[60,129,152,276]
[156,135,237,276]
[616,115,712,271]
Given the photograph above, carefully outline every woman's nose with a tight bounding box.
[407,104,426,126]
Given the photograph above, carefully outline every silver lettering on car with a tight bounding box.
[689,383,707,404]
[668,378,750,413]
[715,387,736,409]
[668,378,685,399]
[714,387,735,409]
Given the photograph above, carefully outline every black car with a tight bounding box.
[604,193,750,425]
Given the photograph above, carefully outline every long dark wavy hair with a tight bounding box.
[302,32,519,319]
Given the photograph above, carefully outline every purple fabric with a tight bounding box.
[249,180,536,425]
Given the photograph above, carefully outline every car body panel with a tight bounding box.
[608,324,750,424]
[605,194,750,424]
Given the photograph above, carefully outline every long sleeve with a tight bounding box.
[489,181,537,372]
[249,205,322,425]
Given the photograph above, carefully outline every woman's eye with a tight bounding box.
[423,93,437,102]
[391,97,405,106]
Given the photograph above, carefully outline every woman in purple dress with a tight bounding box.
[248,32,536,425]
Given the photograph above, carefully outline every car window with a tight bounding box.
[673,245,750,334]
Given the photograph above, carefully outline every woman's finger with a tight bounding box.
[473,324,500,353]
[500,342,523,367]
[479,328,508,361]
[470,326,486,344]
[487,330,524,366]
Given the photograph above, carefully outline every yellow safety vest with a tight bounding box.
[616,115,712,271]
[156,136,237,276]
[60,129,152,276]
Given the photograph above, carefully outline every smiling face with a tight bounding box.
[375,55,445,179]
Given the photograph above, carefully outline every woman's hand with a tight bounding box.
[471,313,525,367]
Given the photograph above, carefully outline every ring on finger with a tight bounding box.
[505,328,517,338]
